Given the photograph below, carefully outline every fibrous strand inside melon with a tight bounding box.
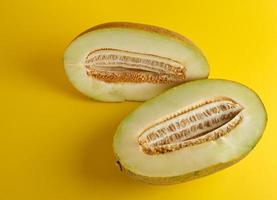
[85,48,186,83]
[138,97,244,155]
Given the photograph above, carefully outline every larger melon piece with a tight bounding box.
[64,22,209,102]
[113,79,267,184]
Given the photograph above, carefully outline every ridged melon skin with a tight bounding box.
[64,22,209,102]
[113,79,267,184]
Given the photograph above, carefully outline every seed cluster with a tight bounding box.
[138,97,244,155]
[85,48,186,83]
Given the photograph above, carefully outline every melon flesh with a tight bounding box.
[113,79,267,184]
[64,22,209,102]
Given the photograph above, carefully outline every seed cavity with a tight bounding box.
[138,97,244,155]
[85,48,186,83]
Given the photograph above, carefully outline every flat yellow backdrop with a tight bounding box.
[1,0,276,199]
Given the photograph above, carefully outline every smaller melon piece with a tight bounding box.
[64,22,209,102]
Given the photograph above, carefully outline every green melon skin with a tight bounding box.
[116,155,244,185]
[113,79,267,184]
[64,22,209,102]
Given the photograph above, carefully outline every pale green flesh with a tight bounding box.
[64,26,209,102]
[113,79,267,183]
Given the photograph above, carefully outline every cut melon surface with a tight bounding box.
[64,22,209,102]
[113,79,267,184]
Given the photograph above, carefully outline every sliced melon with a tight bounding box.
[64,22,209,102]
[113,79,267,184]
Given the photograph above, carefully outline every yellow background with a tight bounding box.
[1,0,276,199]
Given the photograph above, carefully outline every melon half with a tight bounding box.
[113,79,267,184]
[64,22,209,102]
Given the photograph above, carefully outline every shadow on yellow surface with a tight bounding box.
[19,46,89,101]
[79,127,133,186]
